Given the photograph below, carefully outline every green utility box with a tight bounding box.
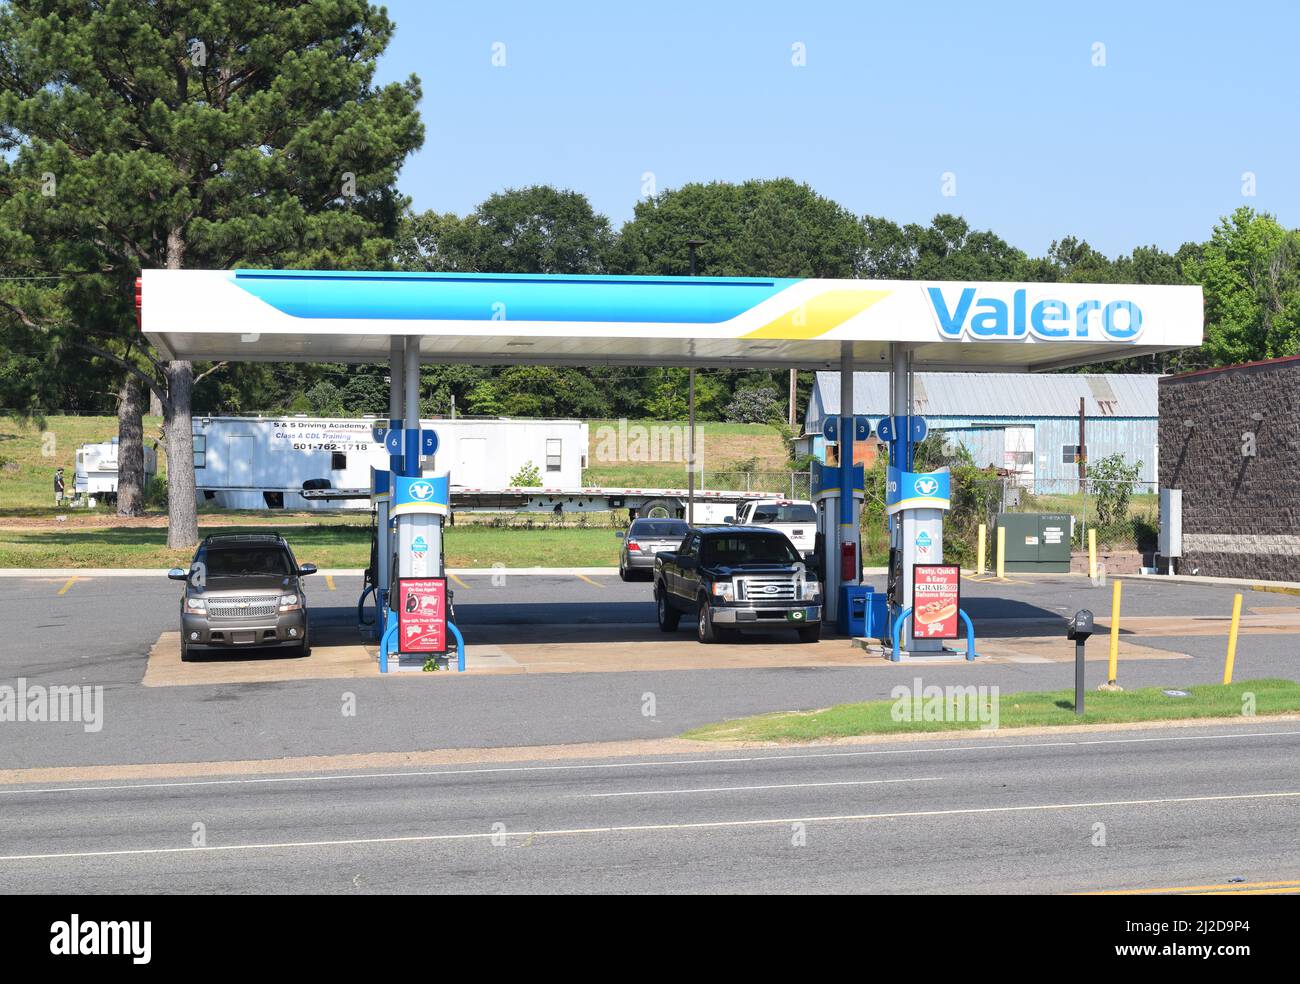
[996,512,1072,573]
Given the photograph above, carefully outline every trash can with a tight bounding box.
[866,592,889,641]
[839,584,873,637]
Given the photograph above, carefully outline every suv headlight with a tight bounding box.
[710,582,734,601]
[278,593,302,612]
[186,596,206,612]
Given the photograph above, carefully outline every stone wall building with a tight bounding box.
[1159,355,1300,580]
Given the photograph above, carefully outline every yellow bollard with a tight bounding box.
[1087,528,1097,580]
[1223,592,1243,685]
[976,523,987,575]
[1107,578,1122,684]
[995,526,1005,579]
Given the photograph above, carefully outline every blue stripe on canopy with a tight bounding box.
[232,270,798,324]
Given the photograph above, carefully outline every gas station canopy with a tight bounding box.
[141,270,1203,371]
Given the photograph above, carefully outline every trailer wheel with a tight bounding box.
[640,498,675,520]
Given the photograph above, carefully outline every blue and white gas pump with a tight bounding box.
[878,414,977,661]
[365,336,466,672]
[816,413,869,622]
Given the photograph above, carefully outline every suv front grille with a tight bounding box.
[206,594,280,618]
[736,576,796,602]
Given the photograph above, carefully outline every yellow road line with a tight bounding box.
[1080,878,1300,896]
[449,573,469,590]
[324,575,336,591]
[57,577,78,596]
[576,574,605,589]
[1197,886,1300,895]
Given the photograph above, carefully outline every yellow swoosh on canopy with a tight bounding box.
[743,289,891,339]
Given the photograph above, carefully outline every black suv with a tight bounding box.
[168,532,317,661]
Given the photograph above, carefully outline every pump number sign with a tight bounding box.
[397,577,447,653]
[912,564,960,640]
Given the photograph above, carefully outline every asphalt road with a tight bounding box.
[0,572,1297,770]
[1,722,1297,893]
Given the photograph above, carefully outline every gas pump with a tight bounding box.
[878,413,976,660]
[811,457,864,622]
[364,422,467,672]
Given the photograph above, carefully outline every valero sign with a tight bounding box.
[927,286,1143,341]
[886,467,951,515]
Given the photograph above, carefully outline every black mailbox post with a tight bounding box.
[1067,610,1095,716]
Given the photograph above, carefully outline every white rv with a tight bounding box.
[74,438,158,504]
[193,415,588,510]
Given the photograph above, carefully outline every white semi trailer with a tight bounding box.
[192,415,775,520]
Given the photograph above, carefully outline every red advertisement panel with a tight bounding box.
[397,577,447,653]
[912,564,960,640]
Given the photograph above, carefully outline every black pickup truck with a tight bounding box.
[653,526,822,643]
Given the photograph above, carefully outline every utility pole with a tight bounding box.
[788,368,797,429]
[1078,397,1087,484]
[686,239,705,526]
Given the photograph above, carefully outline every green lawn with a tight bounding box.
[0,415,169,515]
[681,680,1300,742]
[0,522,624,569]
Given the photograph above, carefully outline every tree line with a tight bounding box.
[2,2,1298,547]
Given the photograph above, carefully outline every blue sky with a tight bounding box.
[377,1,1299,258]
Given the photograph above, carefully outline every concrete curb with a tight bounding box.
[1118,571,1300,593]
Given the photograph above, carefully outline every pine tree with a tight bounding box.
[0,0,422,543]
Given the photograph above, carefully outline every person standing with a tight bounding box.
[54,467,65,506]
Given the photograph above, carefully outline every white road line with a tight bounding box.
[587,777,945,798]
[3,729,1298,797]
[2,790,1298,863]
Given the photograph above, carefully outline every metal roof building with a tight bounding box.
[804,371,1160,491]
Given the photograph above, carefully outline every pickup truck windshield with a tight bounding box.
[750,504,816,523]
[701,533,801,566]
[199,547,294,578]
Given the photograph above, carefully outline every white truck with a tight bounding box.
[728,498,818,557]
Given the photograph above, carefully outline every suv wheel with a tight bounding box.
[180,636,194,662]
[656,588,681,632]
[697,598,718,644]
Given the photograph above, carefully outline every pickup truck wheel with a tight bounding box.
[697,599,718,644]
[656,589,681,632]
[797,623,822,643]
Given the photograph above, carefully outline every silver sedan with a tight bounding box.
[617,518,690,581]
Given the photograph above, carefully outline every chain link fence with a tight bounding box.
[701,469,812,500]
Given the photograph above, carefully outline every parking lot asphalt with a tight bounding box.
[0,571,1295,771]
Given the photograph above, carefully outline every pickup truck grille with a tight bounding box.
[736,576,796,602]
[207,594,280,618]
